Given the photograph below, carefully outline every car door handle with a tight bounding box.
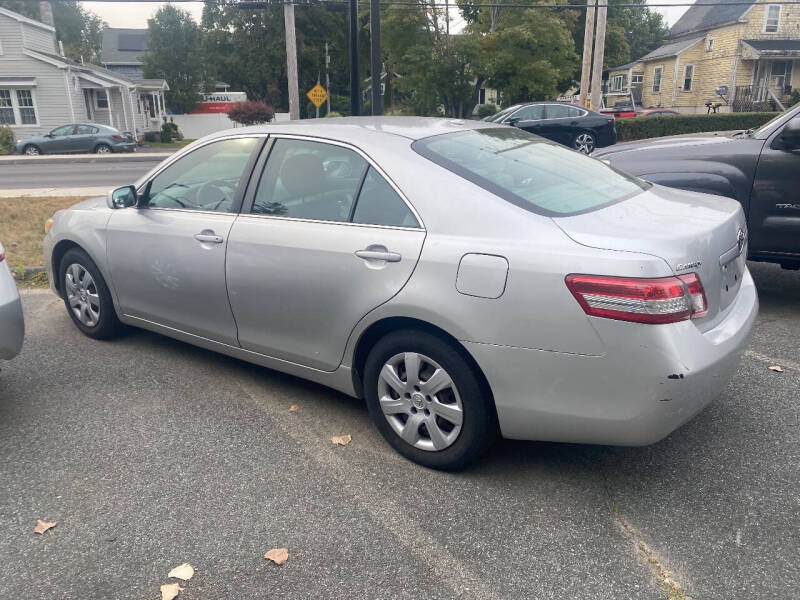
[194,232,223,244]
[355,249,402,262]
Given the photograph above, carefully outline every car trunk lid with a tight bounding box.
[552,184,748,330]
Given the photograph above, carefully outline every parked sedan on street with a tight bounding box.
[484,102,617,153]
[43,118,757,469]
[595,103,800,269]
[0,242,24,362]
[15,123,136,155]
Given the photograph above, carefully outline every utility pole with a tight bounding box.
[370,0,382,115]
[578,0,596,108]
[325,41,331,115]
[349,0,360,116]
[590,0,607,110]
[284,0,300,120]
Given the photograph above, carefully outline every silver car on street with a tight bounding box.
[0,242,24,361]
[43,118,758,469]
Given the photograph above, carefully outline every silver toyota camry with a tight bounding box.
[43,117,758,469]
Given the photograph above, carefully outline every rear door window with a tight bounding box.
[352,167,418,228]
[412,127,648,216]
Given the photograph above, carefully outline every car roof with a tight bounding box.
[208,116,505,144]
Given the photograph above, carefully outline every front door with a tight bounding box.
[749,116,800,258]
[538,104,584,146]
[106,136,263,344]
[506,104,546,137]
[72,124,98,153]
[226,137,425,371]
[46,125,77,153]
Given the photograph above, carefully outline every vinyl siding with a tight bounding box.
[20,21,56,54]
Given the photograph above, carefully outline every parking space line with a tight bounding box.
[743,350,800,372]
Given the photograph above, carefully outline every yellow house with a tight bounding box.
[605,0,800,113]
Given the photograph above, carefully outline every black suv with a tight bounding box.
[595,105,800,269]
[484,102,617,154]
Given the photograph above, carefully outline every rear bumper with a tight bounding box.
[112,142,137,153]
[464,267,758,445]
[0,265,24,360]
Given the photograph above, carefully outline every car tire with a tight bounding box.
[572,131,596,154]
[94,143,112,154]
[59,248,124,340]
[23,144,41,156]
[363,329,498,470]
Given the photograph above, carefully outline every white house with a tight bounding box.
[0,6,168,140]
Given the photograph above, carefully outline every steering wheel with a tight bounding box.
[197,179,234,211]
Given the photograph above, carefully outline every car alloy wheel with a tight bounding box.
[377,352,464,451]
[573,133,596,154]
[95,144,112,154]
[24,145,40,155]
[64,263,101,327]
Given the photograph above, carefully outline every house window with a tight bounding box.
[631,72,643,84]
[707,38,714,52]
[682,64,694,92]
[0,90,14,125]
[611,75,624,92]
[0,88,39,126]
[652,66,663,93]
[771,60,792,91]
[95,90,109,109]
[764,5,781,33]
[16,90,37,124]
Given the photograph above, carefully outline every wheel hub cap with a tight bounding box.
[65,263,101,327]
[377,352,464,452]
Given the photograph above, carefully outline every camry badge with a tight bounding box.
[737,228,746,254]
[676,260,702,270]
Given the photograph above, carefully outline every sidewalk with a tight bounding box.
[0,151,173,166]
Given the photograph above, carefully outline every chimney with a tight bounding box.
[39,1,54,27]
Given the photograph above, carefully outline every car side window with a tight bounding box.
[252,138,367,222]
[52,125,75,136]
[352,167,418,228]
[75,125,95,134]
[145,137,260,213]
[509,105,544,122]
[546,104,579,119]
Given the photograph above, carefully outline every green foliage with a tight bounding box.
[325,111,343,118]
[227,101,276,125]
[789,90,800,108]
[142,5,204,114]
[160,121,181,143]
[476,103,497,118]
[616,112,780,142]
[143,131,159,143]
[0,0,104,62]
[0,125,14,155]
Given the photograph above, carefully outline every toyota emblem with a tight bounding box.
[737,228,746,254]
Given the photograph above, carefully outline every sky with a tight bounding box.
[81,0,692,30]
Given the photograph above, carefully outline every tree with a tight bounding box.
[142,5,204,114]
[0,0,104,62]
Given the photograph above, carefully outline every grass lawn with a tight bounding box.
[141,139,195,150]
[0,196,88,267]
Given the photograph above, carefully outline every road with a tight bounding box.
[0,159,163,189]
[0,262,797,599]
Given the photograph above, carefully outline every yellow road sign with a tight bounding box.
[306,83,328,108]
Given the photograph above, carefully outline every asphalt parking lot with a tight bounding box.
[0,262,797,600]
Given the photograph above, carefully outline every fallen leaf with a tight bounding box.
[331,434,352,446]
[33,519,57,535]
[768,365,784,372]
[288,405,298,413]
[161,583,183,600]
[264,547,289,565]
[168,563,194,581]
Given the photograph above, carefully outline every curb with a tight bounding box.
[0,152,172,166]
[11,266,48,286]
[0,187,109,198]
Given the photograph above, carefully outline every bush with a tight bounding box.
[143,131,159,143]
[160,121,180,143]
[227,101,275,126]
[476,103,497,119]
[325,111,343,118]
[0,125,14,155]
[616,111,779,142]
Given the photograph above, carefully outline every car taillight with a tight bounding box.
[565,273,707,324]
[112,134,124,140]
[0,250,5,263]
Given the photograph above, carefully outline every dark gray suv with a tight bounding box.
[15,123,136,155]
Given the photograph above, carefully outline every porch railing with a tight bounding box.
[732,85,781,112]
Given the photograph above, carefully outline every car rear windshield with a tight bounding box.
[412,127,649,216]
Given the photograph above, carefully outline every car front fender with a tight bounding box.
[638,171,740,202]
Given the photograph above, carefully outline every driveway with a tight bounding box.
[0,262,797,599]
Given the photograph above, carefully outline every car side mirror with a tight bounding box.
[107,185,138,209]
[45,133,54,138]
[779,117,800,150]
[506,117,520,126]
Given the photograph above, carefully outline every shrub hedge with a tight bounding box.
[0,125,14,155]
[615,111,779,142]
